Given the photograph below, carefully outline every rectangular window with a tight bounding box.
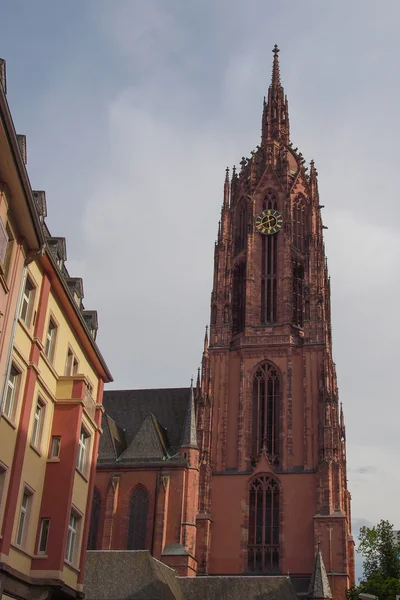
[20,277,35,326]
[38,518,50,554]
[65,511,80,564]
[65,348,79,376]
[49,436,61,459]
[16,489,32,547]
[45,318,57,361]
[76,429,89,474]
[3,365,20,421]
[31,399,45,450]
[3,223,14,281]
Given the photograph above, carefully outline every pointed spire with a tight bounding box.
[180,379,198,449]
[196,367,201,389]
[203,325,209,354]
[262,45,290,146]
[307,543,333,599]
[223,166,230,209]
[271,44,281,89]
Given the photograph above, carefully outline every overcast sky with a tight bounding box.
[2,0,400,580]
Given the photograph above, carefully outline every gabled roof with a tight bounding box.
[98,387,190,464]
[119,414,169,462]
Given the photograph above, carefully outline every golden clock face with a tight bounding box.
[255,209,283,235]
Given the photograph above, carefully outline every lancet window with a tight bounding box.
[234,200,247,255]
[127,486,149,550]
[248,475,280,573]
[260,192,278,324]
[232,261,246,334]
[292,195,306,251]
[251,362,280,465]
[292,262,304,327]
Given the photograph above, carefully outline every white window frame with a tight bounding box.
[76,428,89,474]
[38,517,50,554]
[3,364,20,421]
[65,347,79,376]
[20,277,35,326]
[45,317,57,362]
[65,510,80,564]
[49,436,61,459]
[31,398,45,450]
[16,488,32,547]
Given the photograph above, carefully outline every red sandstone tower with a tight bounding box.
[195,46,355,597]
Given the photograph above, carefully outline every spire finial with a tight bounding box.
[196,367,201,388]
[271,44,281,88]
[223,167,230,209]
[204,325,209,354]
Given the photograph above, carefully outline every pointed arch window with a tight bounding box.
[261,192,278,324]
[127,486,149,550]
[248,475,280,573]
[251,363,280,465]
[234,200,247,255]
[293,195,306,251]
[293,262,304,327]
[87,488,101,550]
[232,261,246,334]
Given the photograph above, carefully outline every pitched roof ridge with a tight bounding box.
[105,386,191,393]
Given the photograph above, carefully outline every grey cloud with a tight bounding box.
[1,0,400,562]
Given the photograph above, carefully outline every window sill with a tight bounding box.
[11,542,34,559]
[40,351,58,378]
[64,559,80,574]
[75,467,89,483]
[1,413,17,429]
[30,443,43,457]
[18,317,34,339]
[34,553,48,559]
[47,457,60,463]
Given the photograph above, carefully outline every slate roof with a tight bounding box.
[84,551,299,600]
[98,387,190,464]
[84,550,183,600]
[307,548,333,599]
[180,575,299,600]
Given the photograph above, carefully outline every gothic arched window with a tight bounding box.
[248,475,280,573]
[232,261,246,334]
[251,363,280,465]
[127,486,149,550]
[261,192,278,324]
[234,200,247,255]
[293,262,304,327]
[87,487,101,550]
[292,195,306,251]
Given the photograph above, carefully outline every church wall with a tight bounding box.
[209,472,317,575]
[95,469,157,551]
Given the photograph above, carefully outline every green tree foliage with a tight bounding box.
[346,520,400,600]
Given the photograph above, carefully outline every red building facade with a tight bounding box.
[91,46,354,599]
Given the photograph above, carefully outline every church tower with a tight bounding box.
[195,46,355,599]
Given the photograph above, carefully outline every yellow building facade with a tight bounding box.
[0,60,112,600]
